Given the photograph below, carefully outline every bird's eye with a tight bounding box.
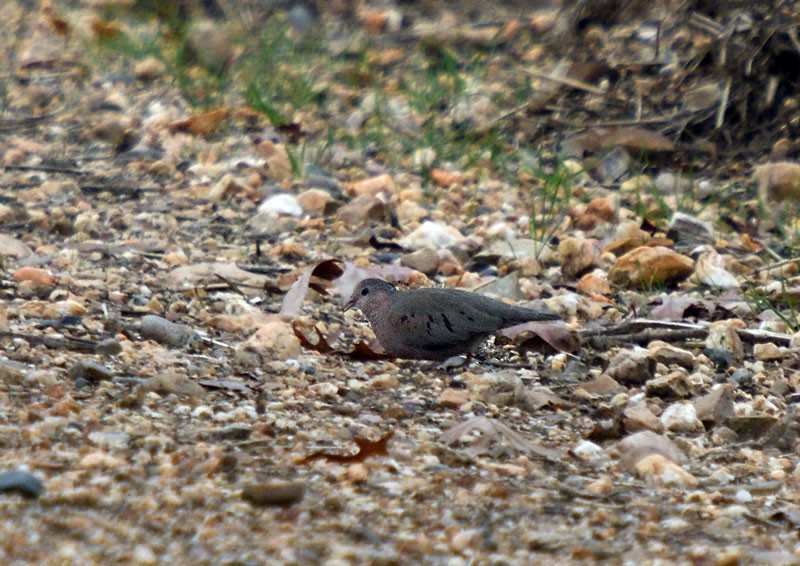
[361,288,369,296]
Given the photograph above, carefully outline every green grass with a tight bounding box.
[241,18,327,126]
[746,277,800,332]
[520,154,577,258]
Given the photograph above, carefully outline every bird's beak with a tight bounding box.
[343,295,357,312]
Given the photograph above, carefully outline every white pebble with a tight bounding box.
[258,193,303,216]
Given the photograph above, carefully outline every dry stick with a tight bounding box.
[0,330,98,353]
[578,319,792,348]
[715,77,732,130]
[0,112,61,131]
[549,111,692,129]
[4,164,86,175]
[788,28,800,56]
[756,257,800,273]
[524,69,607,96]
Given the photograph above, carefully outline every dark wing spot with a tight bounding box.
[441,313,454,333]
[410,313,416,318]
[426,321,433,335]
[400,315,408,323]
[467,316,475,322]
[459,311,466,315]
[428,314,434,323]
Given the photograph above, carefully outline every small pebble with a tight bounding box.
[242,479,305,506]
[0,470,44,498]
[141,315,197,348]
[67,360,115,383]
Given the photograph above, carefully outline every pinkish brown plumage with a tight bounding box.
[344,278,559,360]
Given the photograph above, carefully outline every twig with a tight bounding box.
[4,164,86,175]
[715,77,731,130]
[524,69,607,96]
[548,111,691,128]
[0,330,98,353]
[756,257,800,273]
[578,319,792,348]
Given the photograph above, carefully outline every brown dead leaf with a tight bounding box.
[443,416,561,461]
[292,321,390,360]
[170,107,229,137]
[601,127,675,153]
[499,321,578,354]
[649,294,715,320]
[298,431,394,463]
[280,259,415,317]
[92,19,122,40]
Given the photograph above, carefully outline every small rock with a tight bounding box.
[133,57,166,81]
[438,388,469,407]
[728,368,752,388]
[692,248,740,289]
[693,385,735,426]
[571,440,604,461]
[132,545,158,566]
[347,463,369,483]
[623,402,664,433]
[645,371,692,399]
[67,360,114,383]
[576,269,612,295]
[703,348,735,371]
[401,248,440,275]
[450,528,481,553]
[0,234,33,258]
[142,373,206,397]
[616,430,687,470]
[558,236,599,278]
[258,193,303,217]
[705,322,744,364]
[24,369,58,387]
[399,221,466,250]
[241,319,301,360]
[297,188,335,215]
[242,479,305,506]
[96,337,123,356]
[184,19,234,73]
[574,374,627,398]
[208,174,248,202]
[367,373,400,389]
[336,195,393,225]
[667,212,715,248]
[0,469,44,498]
[753,342,783,362]
[605,348,655,385]
[609,246,694,287]
[0,359,29,384]
[12,266,56,286]
[141,315,198,348]
[348,173,394,197]
[634,454,698,487]
[726,415,779,440]
[660,402,704,433]
[648,342,695,369]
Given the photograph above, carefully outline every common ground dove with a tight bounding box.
[344,278,559,360]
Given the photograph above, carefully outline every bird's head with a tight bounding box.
[344,278,397,317]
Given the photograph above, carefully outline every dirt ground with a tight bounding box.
[2,1,800,564]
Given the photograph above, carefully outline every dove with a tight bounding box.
[344,278,559,360]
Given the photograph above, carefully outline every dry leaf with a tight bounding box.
[170,107,230,137]
[298,431,394,463]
